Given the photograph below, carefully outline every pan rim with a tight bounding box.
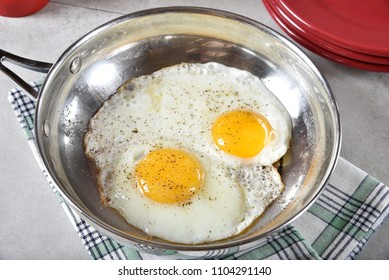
[34,6,341,253]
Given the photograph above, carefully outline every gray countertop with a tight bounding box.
[0,0,388,260]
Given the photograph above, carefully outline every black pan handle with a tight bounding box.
[0,49,52,101]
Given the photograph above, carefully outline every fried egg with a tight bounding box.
[84,62,292,244]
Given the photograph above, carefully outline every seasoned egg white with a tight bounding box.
[84,62,291,244]
[111,141,245,244]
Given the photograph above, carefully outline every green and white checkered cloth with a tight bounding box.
[8,80,389,260]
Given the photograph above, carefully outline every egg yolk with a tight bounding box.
[212,110,272,158]
[135,148,204,204]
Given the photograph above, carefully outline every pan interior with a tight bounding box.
[35,9,339,250]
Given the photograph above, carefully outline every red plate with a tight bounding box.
[263,0,389,72]
[275,0,389,57]
[269,0,389,65]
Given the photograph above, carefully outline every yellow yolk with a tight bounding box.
[135,148,204,204]
[212,110,273,158]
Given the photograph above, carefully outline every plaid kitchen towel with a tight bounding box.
[7,81,389,260]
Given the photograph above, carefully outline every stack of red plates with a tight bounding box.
[263,0,389,72]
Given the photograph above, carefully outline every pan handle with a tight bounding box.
[0,49,52,101]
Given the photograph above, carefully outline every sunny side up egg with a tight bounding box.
[84,62,292,244]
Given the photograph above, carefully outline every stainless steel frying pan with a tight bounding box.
[0,7,341,259]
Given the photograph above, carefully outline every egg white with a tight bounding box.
[84,62,291,244]
[110,141,245,244]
